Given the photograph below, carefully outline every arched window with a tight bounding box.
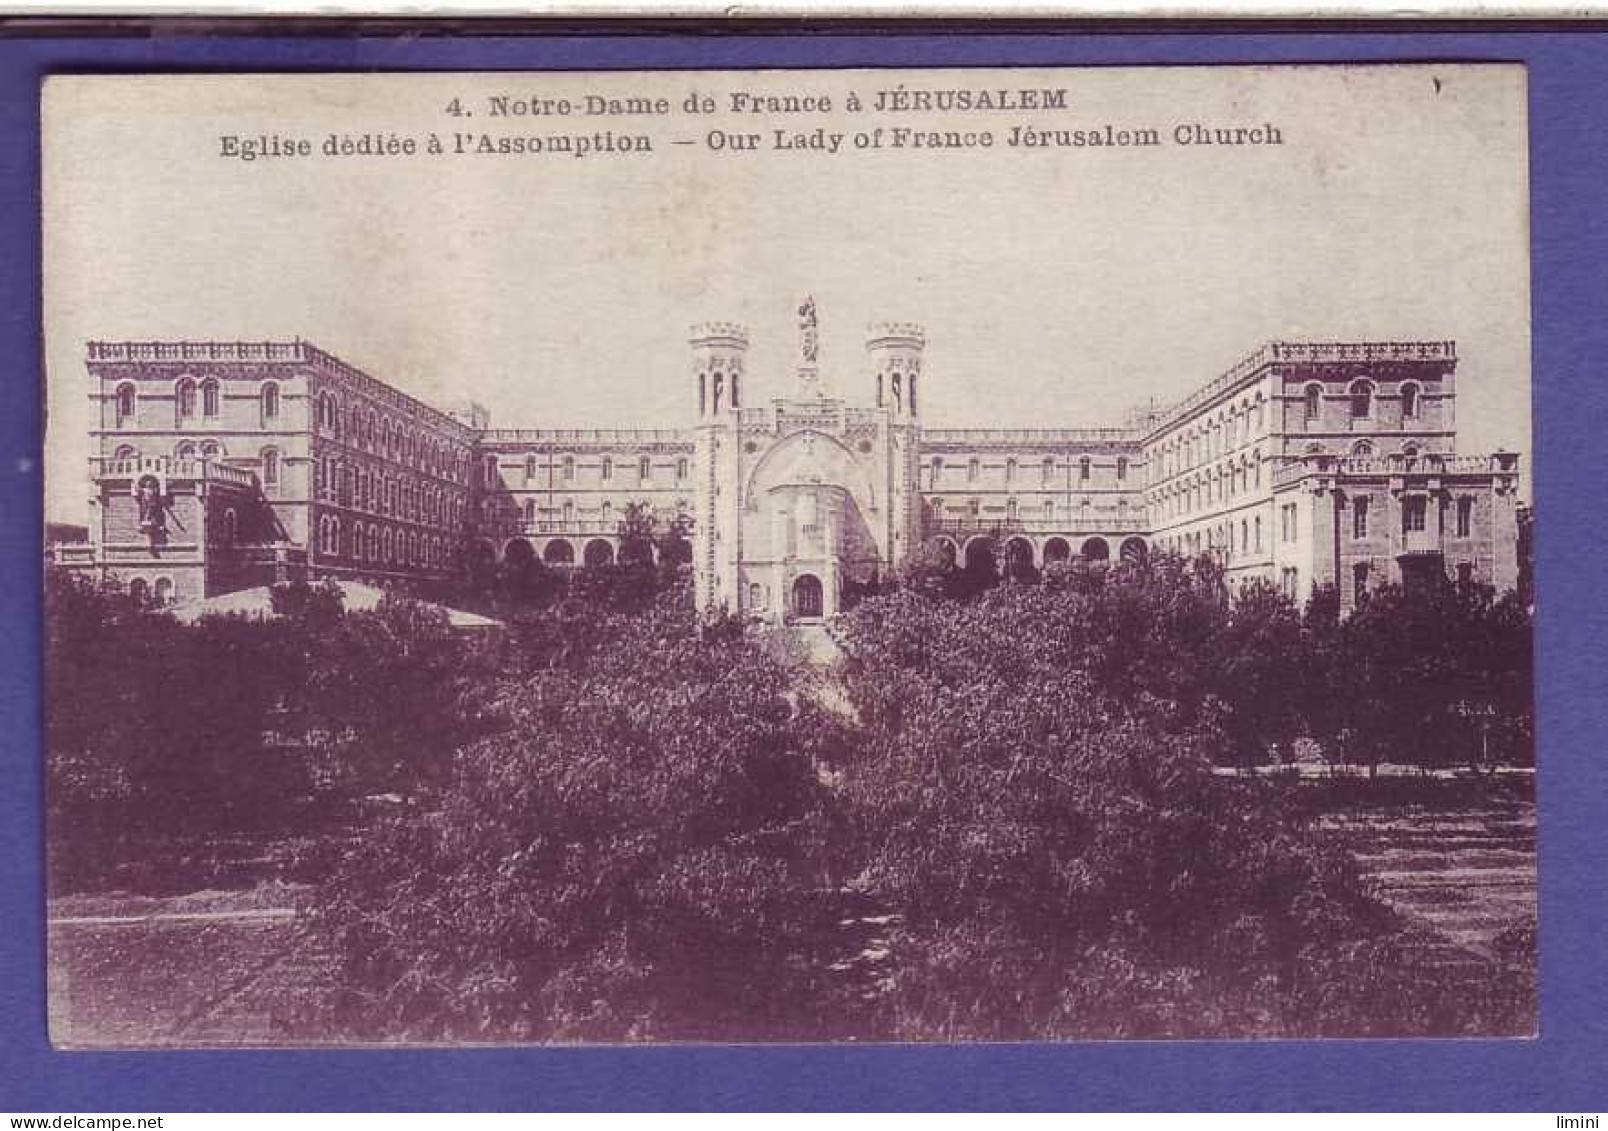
[1005,458,1017,485]
[1351,440,1375,458]
[713,371,724,413]
[562,456,575,482]
[382,527,392,563]
[930,457,943,487]
[876,373,884,408]
[260,382,280,425]
[115,383,137,425]
[563,501,575,525]
[967,458,979,483]
[639,456,651,481]
[128,577,148,606]
[113,444,138,462]
[892,373,903,414]
[731,371,741,408]
[1350,379,1373,419]
[699,372,707,416]
[176,377,197,423]
[908,374,918,415]
[201,378,220,418]
[154,577,174,607]
[222,507,237,546]
[1079,456,1091,482]
[1304,383,1322,423]
[201,440,222,460]
[1400,382,1419,419]
[175,441,196,462]
[677,457,689,480]
[1254,515,1263,552]
[260,447,280,489]
[1353,562,1371,602]
[1116,457,1128,481]
[601,456,613,481]
[1042,457,1055,484]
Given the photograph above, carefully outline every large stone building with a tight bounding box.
[56,303,1523,619]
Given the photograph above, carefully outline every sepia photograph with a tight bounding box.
[41,64,1534,1047]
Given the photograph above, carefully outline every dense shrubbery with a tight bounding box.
[44,570,496,891]
[46,548,1535,1039]
[829,555,1534,1037]
[307,582,856,1041]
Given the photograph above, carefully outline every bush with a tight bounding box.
[833,576,1400,1039]
[305,583,843,1041]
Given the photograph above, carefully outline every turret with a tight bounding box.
[689,322,749,418]
[867,322,925,419]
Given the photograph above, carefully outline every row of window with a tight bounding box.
[315,390,469,483]
[315,456,464,527]
[1154,451,1264,520]
[929,455,1130,489]
[489,454,686,486]
[315,515,452,568]
[698,370,743,415]
[1155,393,1268,480]
[1156,516,1264,561]
[1350,495,1475,539]
[874,370,918,414]
[112,378,282,429]
[1302,380,1422,425]
[928,497,1133,522]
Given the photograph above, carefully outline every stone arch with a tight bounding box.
[1081,536,1110,563]
[932,536,959,569]
[742,428,877,512]
[792,572,824,619]
[1003,536,1037,582]
[542,538,575,566]
[1120,537,1148,565]
[504,537,536,568]
[1043,536,1072,564]
[583,538,615,568]
[963,535,997,577]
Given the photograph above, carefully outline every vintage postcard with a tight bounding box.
[42,65,1533,1046]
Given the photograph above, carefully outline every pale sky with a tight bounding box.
[43,64,1531,523]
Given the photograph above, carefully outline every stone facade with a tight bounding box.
[56,315,1522,618]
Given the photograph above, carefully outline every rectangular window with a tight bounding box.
[1353,496,1370,539]
[1403,496,1428,533]
[1457,496,1473,538]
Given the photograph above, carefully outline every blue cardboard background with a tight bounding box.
[2,25,1603,1112]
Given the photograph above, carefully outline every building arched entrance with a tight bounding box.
[1003,536,1038,582]
[583,538,615,568]
[792,573,824,619]
[504,538,536,568]
[1043,537,1071,565]
[542,538,575,566]
[1120,537,1148,565]
[1081,536,1110,563]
